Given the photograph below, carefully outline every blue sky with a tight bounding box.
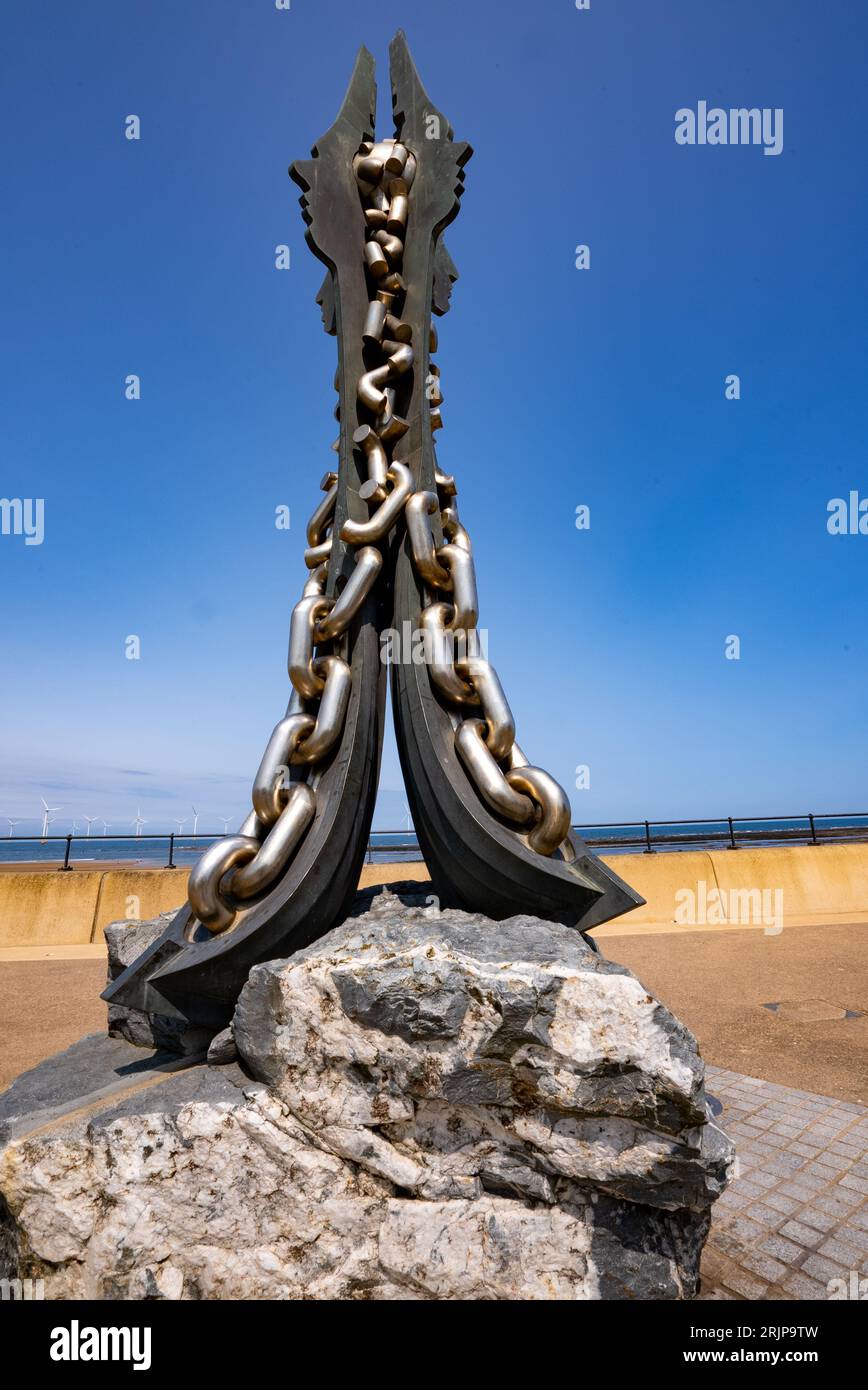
[1,0,866,835]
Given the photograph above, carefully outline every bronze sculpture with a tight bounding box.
[104,33,642,1031]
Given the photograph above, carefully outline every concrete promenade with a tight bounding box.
[701,1067,868,1300]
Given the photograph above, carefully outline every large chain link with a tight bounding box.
[351,139,573,864]
[188,134,572,935]
[187,139,415,934]
[405,465,573,859]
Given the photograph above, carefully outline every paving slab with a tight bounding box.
[702,1066,868,1300]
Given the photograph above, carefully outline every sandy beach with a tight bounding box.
[0,858,166,873]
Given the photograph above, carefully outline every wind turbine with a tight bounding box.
[70,820,79,835]
[191,805,200,837]
[220,816,231,835]
[40,797,62,839]
[6,818,21,838]
[101,820,111,837]
[132,808,147,838]
[83,815,98,837]
[404,803,413,833]
[175,818,187,836]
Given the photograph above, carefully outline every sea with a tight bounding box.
[1,815,866,868]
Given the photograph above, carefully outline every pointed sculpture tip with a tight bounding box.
[389,29,415,71]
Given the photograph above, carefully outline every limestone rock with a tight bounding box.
[0,889,733,1299]
[206,1027,238,1066]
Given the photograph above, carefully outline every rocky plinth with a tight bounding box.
[0,889,733,1299]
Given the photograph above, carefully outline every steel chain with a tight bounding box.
[187,139,416,933]
[350,139,572,862]
[188,136,571,935]
[406,469,573,856]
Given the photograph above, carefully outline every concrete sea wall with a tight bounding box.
[0,845,865,947]
[0,868,190,948]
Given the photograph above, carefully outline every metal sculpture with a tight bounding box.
[104,33,642,1032]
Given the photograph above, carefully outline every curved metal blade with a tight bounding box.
[387,31,643,932]
[104,48,388,1028]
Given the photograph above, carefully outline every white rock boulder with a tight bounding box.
[0,889,733,1299]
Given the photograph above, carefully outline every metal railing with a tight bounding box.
[365,813,868,859]
[570,813,868,854]
[0,831,204,870]
[2,812,866,869]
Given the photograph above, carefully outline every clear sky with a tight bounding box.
[1,0,866,835]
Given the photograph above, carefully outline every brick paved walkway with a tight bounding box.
[701,1065,868,1299]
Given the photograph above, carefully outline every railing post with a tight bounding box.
[727,817,738,850]
[59,835,73,871]
[643,820,654,854]
[809,813,818,845]
[165,832,175,869]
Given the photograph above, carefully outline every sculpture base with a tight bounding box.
[0,888,733,1300]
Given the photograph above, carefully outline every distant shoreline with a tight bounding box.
[0,858,156,874]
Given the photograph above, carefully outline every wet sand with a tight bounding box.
[0,859,167,873]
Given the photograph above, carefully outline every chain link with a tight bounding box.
[188,133,572,936]
[187,138,417,934]
[406,467,572,854]
[354,138,572,863]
